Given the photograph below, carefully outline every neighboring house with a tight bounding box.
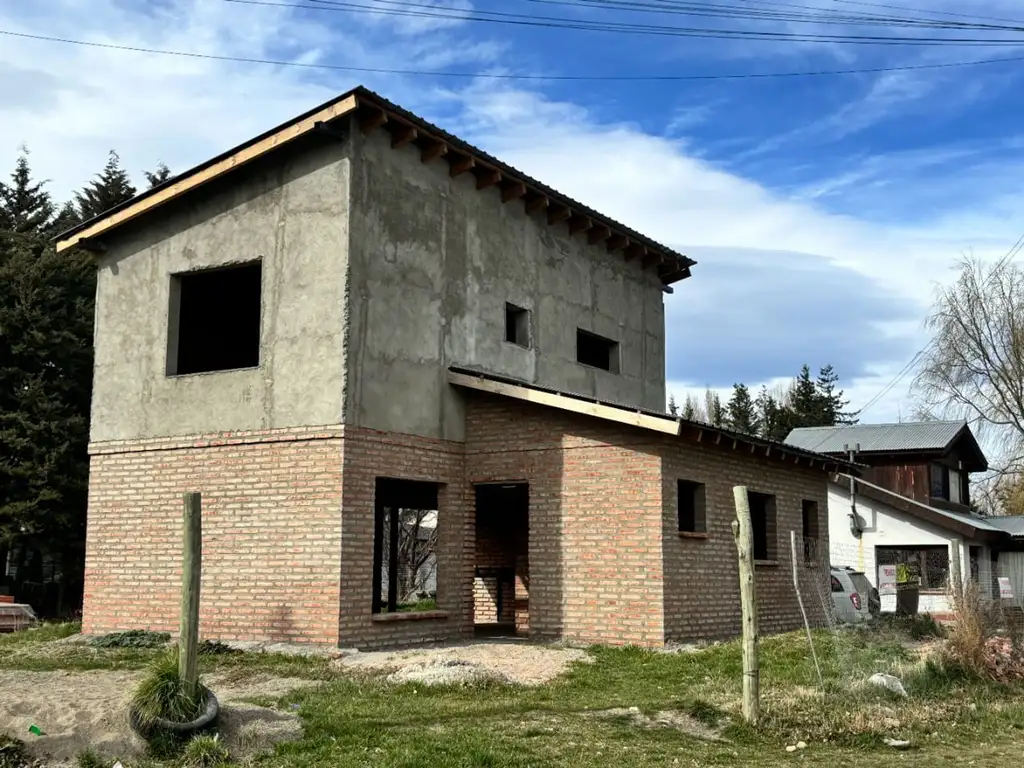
[786,421,1024,616]
[59,86,852,649]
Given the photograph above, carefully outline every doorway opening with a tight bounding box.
[474,483,529,638]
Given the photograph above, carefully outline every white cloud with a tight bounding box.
[3,0,1022,427]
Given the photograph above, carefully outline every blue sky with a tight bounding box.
[2,0,1024,431]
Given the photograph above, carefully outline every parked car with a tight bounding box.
[830,566,878,624]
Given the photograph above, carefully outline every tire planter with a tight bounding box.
[128,687,219,743]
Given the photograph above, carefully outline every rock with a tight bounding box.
[868,673,908,697]
[796,741,807,749]
[386,658,508,686]
[786,745,797,753]
[884,739,911,750]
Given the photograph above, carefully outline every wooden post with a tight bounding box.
[180,492,202,697]
[732,486,760,725]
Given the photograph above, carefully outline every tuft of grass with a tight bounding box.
[180,735,230,768]
[75,749,107,768]
[0,735,30,768]
[685,699,725,727]
[198,640,240,656]
[130,647,206,727]
[90,630,171,649]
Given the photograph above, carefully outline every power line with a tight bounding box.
[235,0,1024,46]
[6,28,1024,80]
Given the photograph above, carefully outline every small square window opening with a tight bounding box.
[678,479,706,534]
[748,491,777,561]
[505,303,531,347]
[167,261,262,376]
[576,329,619,373]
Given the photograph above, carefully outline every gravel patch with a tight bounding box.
[336,640,592,686]
[0,669,319,766]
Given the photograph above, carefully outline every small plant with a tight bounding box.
[0,735,37,768]
[198,640,240,656]
[130,647,206,727]
[907,613,944,640]
[180,734,230,768]
[90,630,171,649]
[75,749,106,768]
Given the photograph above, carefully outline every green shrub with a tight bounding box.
[89,630,171,649]
[75,749,107,768]
[130,647,206,727]
[180,735,230,768]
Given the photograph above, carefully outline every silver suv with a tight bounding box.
[830,566,879,624]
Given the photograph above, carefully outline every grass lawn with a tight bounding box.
[3,622,1024,767]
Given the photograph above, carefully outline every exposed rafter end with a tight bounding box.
[696,429,704,443]
[607,235,629,253]
[568,215,592,235]
[449,155,475,178]
[391,124,418,149]
[547,205,571,226]
[624,243,646,262]
[476,168,501,190]
[501,181,527,203]
[642,251,664,270]
[77,237,107,253]
[731,438,738,451]
[714,433,722,445]
[313,120,348,141]
[421,140,448,163]
[588,226,611,245]
[765,445,771,457]
[359,108,388,134]
[525,195,549,214]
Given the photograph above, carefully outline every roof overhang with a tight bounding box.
[54,87,695,285]
[449,367,856,474]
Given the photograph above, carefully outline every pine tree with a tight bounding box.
[0,149,54,238]
[681,394,701,421]
[816,364,857,425]
[788,364,821,428]
[75,150,136,221]
[755,385,790,441]
[726,383,759,435]
[705,390,725,427]
[667,393,679,416]
[144,162,172,189]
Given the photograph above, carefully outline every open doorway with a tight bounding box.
[474,483,529,637]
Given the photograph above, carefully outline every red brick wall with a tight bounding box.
[465,394,665,647]
[84,427,345,645]
[474,520,517,624]
[661,442,830,643]
[337,427,471,649]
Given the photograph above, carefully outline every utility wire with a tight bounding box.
[823,0,1024,27]
[233,0,1024,46]
[5,28,1024,80]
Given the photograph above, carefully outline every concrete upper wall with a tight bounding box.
[345,122,667,441]
[90,142,351,442]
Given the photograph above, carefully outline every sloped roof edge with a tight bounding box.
[54,87,694,284]
[450,366,856,473]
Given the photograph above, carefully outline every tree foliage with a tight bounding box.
[0,148,145,614]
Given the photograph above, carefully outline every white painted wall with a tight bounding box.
[827,482,984,614]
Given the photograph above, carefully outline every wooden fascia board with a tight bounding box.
[448,372,680,435]
[56,94,360,253]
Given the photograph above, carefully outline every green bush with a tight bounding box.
[74,749,107,768]
[89,630,171,649]
[130,647,206,727]
[0,735,30,768]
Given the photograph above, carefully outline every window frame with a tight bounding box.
[575,328,620,374]
[504,303,531,348]
[677,479,707,535]
[747,491,777,562]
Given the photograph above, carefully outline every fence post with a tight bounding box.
[791,530,824,691]
[180,492,202,697]
[732,486,760,725]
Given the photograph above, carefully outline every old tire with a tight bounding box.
[128,688,219,742]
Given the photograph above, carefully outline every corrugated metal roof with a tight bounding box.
[984,516,1024,536]
[785,421,969,455]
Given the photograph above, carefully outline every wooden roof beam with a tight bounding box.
[501,181,527,203]
[391,124,418,149]
[624,243,646,261]
[588,226,611,245]
[607,235,629,253]
[548,205,571,226]
[360,108,388,134]
[421,139,448,163]
[568,215,593,236]
[525,194,549,214]
[476,168,502,190]
[449,154,475,178]
[642,250,664,270]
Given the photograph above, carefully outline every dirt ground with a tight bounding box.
[335,640,593,685]
[0,669,317,766]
